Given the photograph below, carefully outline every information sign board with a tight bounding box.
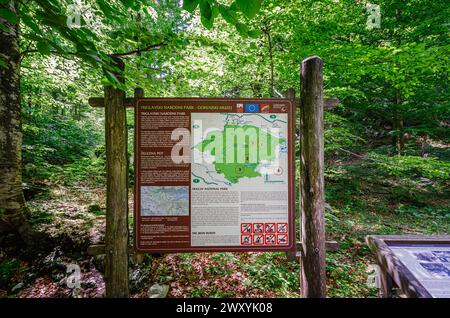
[134,98,295,252]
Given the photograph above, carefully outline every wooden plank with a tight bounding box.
[87,244,106,255]
[368,234,450,245]
[89,96,340,109]
[295,97,339,109]
[88,240,338,257]
[323,98,340,108]
[366,235,433,298]
[286,88,297,262]
[296,241,339,254]
[299,56,327,298]
[89,97,135,108]
[295,241,339,257]
[378,267,394,298]
[104,57,130,298]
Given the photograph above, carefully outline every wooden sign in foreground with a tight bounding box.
[134,98,296,253]
[90,56,337,298]
[366,235,450,298]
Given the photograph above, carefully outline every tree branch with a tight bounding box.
[111,42,166,57]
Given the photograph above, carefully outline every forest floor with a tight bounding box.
[0,149,448,298]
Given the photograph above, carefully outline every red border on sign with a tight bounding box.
[241,223,252,234]
[265,234,276,245]
[277,223,288,233]
[253,234,264,245]
[277,234,288,245]
[253,223,264,233]
[265,223,276,233]
[241,234,252,245]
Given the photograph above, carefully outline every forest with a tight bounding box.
[0,0,449,299]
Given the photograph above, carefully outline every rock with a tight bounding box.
[147,284,169,298]
[419,177,432,186]
[11,282,24,293]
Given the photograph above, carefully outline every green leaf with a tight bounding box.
[235,22,249,37]
[22,15,40,34]
[96,0,116,20]
[183,0,199,13]
[199,0,216,29]
[219,5,237,25]
[201,15,213,30]
[36,41,52,55]
[247,29,261,38]
[0,8,18,24]
[211,5,219,20]
[235,0,262,19]
[120,0,134,8]
[102,70,127,90]
[230,1,238,11]
[199,0,212,21]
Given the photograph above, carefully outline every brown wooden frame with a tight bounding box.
[366,235,450,298]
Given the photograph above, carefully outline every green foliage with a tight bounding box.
[22,113,102,181]
[0,259,21,290]
[183,0,261,36]
[0,7,17,24]
[367,153,450,184]
[243,253,299,296]
[50,154,106,186]
[324,112,365,157]
[87,204,104,216]
[183,0,199,13]
[29,209,55,226]
[235,0,262,19]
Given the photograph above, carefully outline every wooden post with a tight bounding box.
[104,56,130,298]
[378,268,394,298]
[300,56,326,298]
[134,87,144,99]
[286,88,297,262]
[133,87,145,265]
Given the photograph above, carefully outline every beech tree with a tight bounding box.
[0,0,262,244]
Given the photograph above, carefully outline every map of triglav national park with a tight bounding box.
[140,186,189,216]
[191,113,288,187]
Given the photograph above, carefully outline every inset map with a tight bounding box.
[141,186,189,216]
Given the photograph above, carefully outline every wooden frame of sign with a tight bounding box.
[134,98,296,253]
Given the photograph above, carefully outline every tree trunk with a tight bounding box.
[300,56,326,298]
[393,90,404,156]
[263,25,275,98]
[0,1,34,242]
[104,57,130,298]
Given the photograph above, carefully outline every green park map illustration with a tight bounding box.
[192,113,288,186]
